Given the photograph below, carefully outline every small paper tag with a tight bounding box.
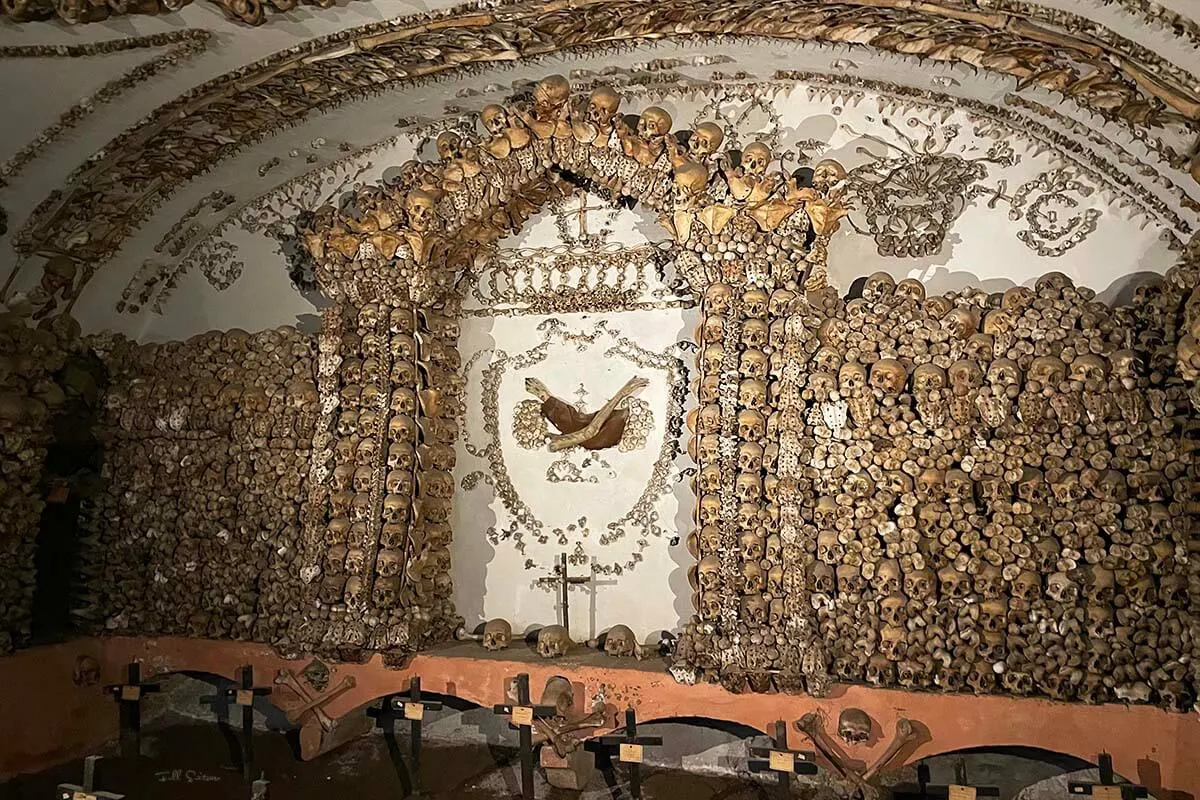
[769,750,793,772]
[511,706,533,726]
[949,785,978,800]
[121,685,141,701]
[619,743,644,764]
[235,689,254,706]
[72,792,97,800]
[404,702,424,721]
[1093,787,1122,800]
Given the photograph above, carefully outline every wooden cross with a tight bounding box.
[748,720,817,795]
[200,665,273,779]
[890,760,1001,800]
[1068,754,1148,800]
[57,755,124,800]
[588,707,663,799]
[492,673,559,800]
[536,553,594,638]
[104,662,160,759]
[368,677,443,796]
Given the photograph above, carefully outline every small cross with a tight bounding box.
[1068,754,1148,800]
[588,708,664,799]
[748,720,818,794]
[57,755,125,800]
[537,553,594,638]
[492,674,560,800]
[200,665,272,779]
[105,662,160,759]
[557,192,614,245]
[369,677,443,796]
[891,760,1001,800]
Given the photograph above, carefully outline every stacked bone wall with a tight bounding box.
[0,314,74,653]
[681,267,1199,710]
[287,300,462,657]
[78,327,317,644]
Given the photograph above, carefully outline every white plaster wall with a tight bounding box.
[450,308,695,642]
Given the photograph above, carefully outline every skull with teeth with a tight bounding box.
[536,625,573,658]
[837,709,872,744]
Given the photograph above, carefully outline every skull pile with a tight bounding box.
[680,256,1200,710]
[77,326,317,644]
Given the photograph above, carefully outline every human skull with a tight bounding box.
[533,74,570,118]
[373,576,400,608]
[739,531,765,562]
[377,548,404,578]
[938,566,972,600]
[603,624,637,657]
[948,360,984,396]
[737,441,764,472]
[912,363,947,393]
[536,624,573,658]
[741,561,764,594]
[697,555,721,590]
[705,283,733,314]
[866,654,894,686]
[905,568,935,601]
[894,278,926,303]
[481,104,510,134]
[875,559,902,596]
[879,624,906,661]
[1011,570,1041,602]
[742,318,768,348]
[737,409,766,440]
[689,122,724,158]
[1046,572,1079,604]
[839,362,867,395]
[817,531,845,565]
[740,594,768,626]
[482,618,512,650]
[862,272,896,304]
[880,594,906,627]
[586,86,621,127]
[740,142,772,175]
[436,130,464,160]
[974,565,1004,600]
[869,359,908,396]
[637,106,672,139]
[836,564,864,596]
[405,190,437,232]
[979,599,1008,633]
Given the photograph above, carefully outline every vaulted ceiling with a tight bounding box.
[1,0,1197,341]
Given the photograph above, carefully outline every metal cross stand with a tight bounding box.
[587,707,663,799]
[200,665,273,779]
[536,553,593,637]
[1069,754,1148,800]
[368,677,443,796]
[748,720,817,796]
[104,662,160,759]
[57,755,124,800]
[491,673,559,800]
[890,760,1000,800]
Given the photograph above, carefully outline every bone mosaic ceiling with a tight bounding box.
[0,0,1199,338]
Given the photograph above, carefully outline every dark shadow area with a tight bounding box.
[29,346,107,645]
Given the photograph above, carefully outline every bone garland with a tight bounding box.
[0,31,212,192]
[16,0,1199,300]
[0,0,352,26]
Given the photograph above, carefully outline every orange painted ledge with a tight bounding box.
[2,636,1197,796]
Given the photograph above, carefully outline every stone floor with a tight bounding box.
[0,709,1109,800]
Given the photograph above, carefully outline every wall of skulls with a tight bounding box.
[77,327,317,645]
[679,262,1200,710]
[0,314,75,653]
[285,299,463,656]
